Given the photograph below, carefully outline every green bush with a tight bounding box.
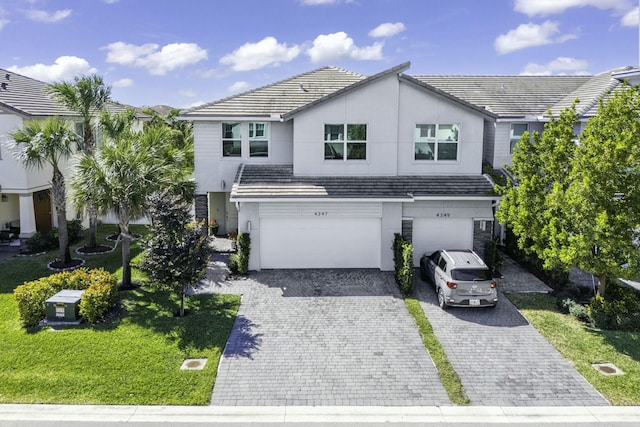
[560,298,590,323]
[25,220,85,253]
[236,232,251,274]
[484,239,503,276]
[588,281,640,331]
[25,232,53,253]
[13,268,117,327]
[393,233,413,296]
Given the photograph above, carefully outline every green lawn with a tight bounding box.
[405,298,470,405]
[507,293,640,406]
[0,225,240,405]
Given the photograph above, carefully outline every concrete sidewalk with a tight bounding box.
[1,404,639,424]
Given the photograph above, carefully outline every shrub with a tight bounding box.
[228,254,240,275]
[236,232,250,274]
[587,281,640,331]
[13,268,117,327]
[393,233,413,296]
[484,239,503,276]
[25,232,54,253]
[560,298,590,323]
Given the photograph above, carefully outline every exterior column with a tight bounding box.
[18,192,37,238]
[194,194,209,236]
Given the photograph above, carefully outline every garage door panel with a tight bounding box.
[412,218,473,267]
[260,217,380,269]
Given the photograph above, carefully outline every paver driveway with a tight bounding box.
[416,277,609,406]
[199,262,450,406]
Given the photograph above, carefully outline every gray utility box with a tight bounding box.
[45,290,85,321]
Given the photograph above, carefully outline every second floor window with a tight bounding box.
[510,123,528,153]
[249,122,269,157]
[222,123,241,157]
[324,123,367,160]
[415,123,459,161]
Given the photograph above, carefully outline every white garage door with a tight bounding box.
[412,218,473,267]
[260,217,381,269]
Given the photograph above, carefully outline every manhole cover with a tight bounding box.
[592,363,624,376]
[180,358,208,370]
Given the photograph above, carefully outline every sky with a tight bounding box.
[1,0,639,109]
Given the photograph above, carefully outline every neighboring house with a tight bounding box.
[417,66,638,170]
[182,63,500,271]
[0,68,142,238]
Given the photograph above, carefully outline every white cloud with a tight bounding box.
[369,22,406,38]
[521,57,589,75]
[103,0,120,4]
[494,21,577,54]
[306,32,384,62]
[622,7,639,26]
[112,78,133,88]
[25,9,72,23]
[228,81,251,93]
[0,18,8,30]
[103,42,207,75]
[514,0,631,16]
[220,37,301,71]
[8,56,97,82]
[178,89,196,97]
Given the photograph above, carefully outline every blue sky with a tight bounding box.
[1,0,639,109]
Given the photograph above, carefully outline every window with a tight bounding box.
[324,123,367,160]
[248,122,269,157]
[415,123,459,161]
[222,123,241,157]
[510,123,528,153]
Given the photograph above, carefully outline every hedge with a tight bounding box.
[393,233,414,296]
[13,268,117,327]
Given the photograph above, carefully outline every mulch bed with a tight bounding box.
[105,233,141,242]
[48,258,85,271]
[76,245,113,255]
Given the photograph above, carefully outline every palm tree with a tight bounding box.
[9,117,80,264]
[49,75,111,248]
[72,118,188,288]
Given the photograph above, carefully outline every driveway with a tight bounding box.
[415,277,609,406]
[198,262,450,406]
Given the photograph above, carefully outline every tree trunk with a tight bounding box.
[597,274,607,297]
[180,292,185,317]
[88,204,98,248]
[52,168,71,263]
[121,231,131,288]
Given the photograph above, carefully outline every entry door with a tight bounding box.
[33,190,52,233]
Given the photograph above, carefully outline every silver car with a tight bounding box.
[420,249,498,309]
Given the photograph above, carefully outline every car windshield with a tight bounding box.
[451,268,492,281]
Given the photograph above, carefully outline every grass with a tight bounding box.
[507,293,640,406]
[0,224,240,405]
[405,298,470,405]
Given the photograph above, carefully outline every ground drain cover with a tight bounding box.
[180,358,208,370]
[592,363,624,376]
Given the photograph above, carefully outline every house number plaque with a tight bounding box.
[314,211,328,216]
[436,212,451,217]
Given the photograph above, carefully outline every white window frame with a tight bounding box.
[509,123,528,154]
[414,123,459,161]
[222,122,242,158]
[323,123,367,161]
[248,122,269,158]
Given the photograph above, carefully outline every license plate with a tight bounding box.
[470,299,480,306]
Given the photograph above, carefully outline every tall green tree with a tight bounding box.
[9,117,80,263]
[72,116,190,288]
[140,190,211,317]
[49,74,111,248]
[497,91,640,296]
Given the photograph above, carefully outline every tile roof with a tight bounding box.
[231,164,497,200]
[411,75,591,117]
[547,69,624,117]
[0,68,141,118]
[182,66,367,118]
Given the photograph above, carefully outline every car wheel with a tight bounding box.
[437,288,448,310]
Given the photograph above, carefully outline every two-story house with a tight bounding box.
[183,63,501,271]
[0,69,140,238]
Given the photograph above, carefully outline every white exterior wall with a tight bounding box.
[292,74,400,176]
[493,121,546,169]
[397,82,485,175]
[193,120,293,193]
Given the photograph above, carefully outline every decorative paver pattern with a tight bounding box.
[197,267,450,407]
[496,255,553,294]
[416,278,609,406]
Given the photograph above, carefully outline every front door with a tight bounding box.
[33,190,52,233]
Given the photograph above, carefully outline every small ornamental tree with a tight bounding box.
[140,190,211,317]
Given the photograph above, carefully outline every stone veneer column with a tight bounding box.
[194,194,208,236]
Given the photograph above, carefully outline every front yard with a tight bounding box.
[508,293,640,405]
[0,225,239,405]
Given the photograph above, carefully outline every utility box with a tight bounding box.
[45,290,84,322]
